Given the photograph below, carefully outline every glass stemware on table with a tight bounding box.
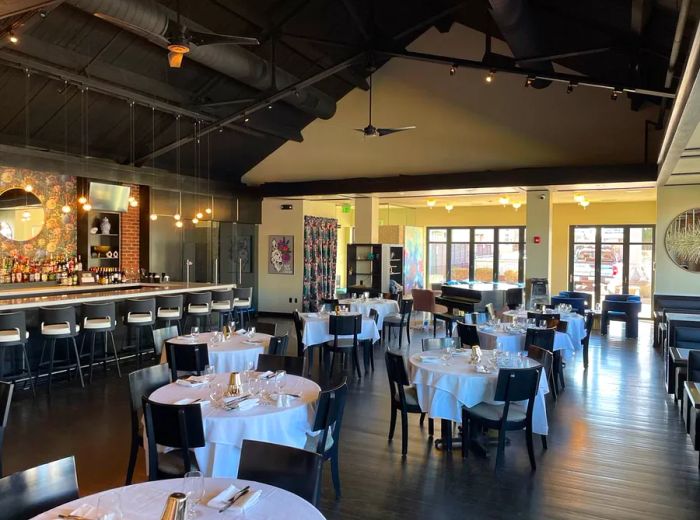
[183,470,205,519]
[95,492,123,520]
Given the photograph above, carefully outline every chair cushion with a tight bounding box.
[324,338,356,349]
[157,309,181,319]
[211,301,231,310]
[233,300,251,308]
[188,304,210,314]
[0,329,28,342]
[467,402,527,422]
[157,449,200,476]
[41,323,79,335]
[394,385,419,406]
[83,317,114,330]
[383,314,403,325]
[127,312,153,324]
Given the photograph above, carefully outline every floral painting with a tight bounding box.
[0,166,76,259]
[268,235,294,274]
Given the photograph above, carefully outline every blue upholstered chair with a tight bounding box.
[557,291,592,313]
[551,296,587,315]
[601,294,642,338]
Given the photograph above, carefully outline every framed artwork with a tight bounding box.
[666,208,700,272]
[268,235,294,274]
[237,235,252,273]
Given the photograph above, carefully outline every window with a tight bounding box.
[426,226,526,286]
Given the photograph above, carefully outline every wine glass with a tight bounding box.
[204,365,216,387]
[209,383,225,408]
[183,470,205,519]
[275,370,287,395]
[96,493,123,520]
[190,325,200,338]
[247,326,256,339]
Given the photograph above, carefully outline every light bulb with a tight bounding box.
[22,210,30,220]
[445,204,454,212]
[192,217,199,224]
[580,199,590,208]
[196,212,203,219]
[9,32,18,44]
[175,220,183,228]
[205,208,212,215]
[150,213,158,220]
[512,202,522,210]
[61,204,71,214]
[24,184,33,192]
[82,203,92,211]
[129,199,138,207]
[78,196,87,205]
[499,196,510,206]
[485,71,494,83]
[426,199,436,208]
[573,194,585,203]
[174,213,181,221]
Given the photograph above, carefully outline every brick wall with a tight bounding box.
[120,185,140,276]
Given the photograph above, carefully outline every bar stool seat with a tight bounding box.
[187,304,210,314]
[211,301,231,311]
[184,293,212,333]
[41,323,81,335]
[157,309,181,319]
[37,306,84,394]
[156,295,184,337]
[127,312,153,324]
[123,298,157,368]
[232,288,253,329]
[80,302,120,384]
[0,311,35,396]
[83,317,115,330]
[0,330,29,342]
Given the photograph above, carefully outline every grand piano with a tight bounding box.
[436,282,523,314]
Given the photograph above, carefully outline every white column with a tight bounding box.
[525,189,552,282]
[354,197,379,243]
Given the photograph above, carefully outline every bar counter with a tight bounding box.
[0,282,235,311]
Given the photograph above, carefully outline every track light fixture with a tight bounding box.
[445,204,454,212]
[9,31,18,44]
[449,65,456,76]
[525,76,535,87]
[426,199,437,208]
[485,70,495,83]
[610,89,621,100]
[566,81,577,94]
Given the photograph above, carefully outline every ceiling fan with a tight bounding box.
[95,0,259,68]
[355,74,416,138]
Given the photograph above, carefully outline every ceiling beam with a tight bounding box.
[340,0,370,42]
[259,164,657,197]
[0,0,60,20]
[136,53,362,165]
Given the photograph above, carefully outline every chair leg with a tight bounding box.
[433,317,437,338]
[398,326,403,348]
[388,406,397,440]
[352,347,362,379]
[135,327,141,368]
[541,434,548,450]
[406,322,411,345]
[125,435,139,485]
[461,410,469,458]
[88,332,96,384]
[369,342,375,371]
[71,337,84,388]
[400,410,408,456]
[495,426,507,468]
[428,418,434,437]
[419,412,425,426]
[330,451,341,499]
[526,425,536,470]
[110,331,122,377]
[22,345,35,397]
[47,339,56,395]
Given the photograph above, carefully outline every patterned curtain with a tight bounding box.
[303,216,338,311]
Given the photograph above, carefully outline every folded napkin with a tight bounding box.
[453,348,470,356]
[236,328,247,335]
[418,355,441,364]
[207,484,262,511]
[243,338,263,344]
[479,326,494,333]
[475,365,491,374]
[257,371,275,380]
[223,395,259,411]
[173,397,209,406]
[175,376,207,388]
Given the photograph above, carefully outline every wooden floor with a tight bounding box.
[5,321,700,519]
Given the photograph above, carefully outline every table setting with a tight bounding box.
[337,295,400,328]
[148,370,321,477]
[31,477,326,519]
[300,310,380,346]
[503,304,587,346]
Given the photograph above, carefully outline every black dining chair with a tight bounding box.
[238,440,323,506]
[527,345,553,447]
[125,364,171,485]
[0,456,79,520]
[255,321,277,336]
[382,298,413,349]
[525,327,558,400]
[233,287,253,329]
[142,398,205,481]
[307,379,348,499]
[421,337,459,352]
[165,341,209,381]
[156,294,184,335]
[256,354,304,376]
[211,288,234,330]
[0,381,13,477]
[527,312,560,328]
[123,298,157,368]
[80,302,120,384]
[360,309,380,374]
[385,350,433,455]
[0,311,34,395]
[37,306,84,394]
[582,311,595,369]
[292,310,305,357]
[184,292,212,333]
[456,321,480,347]
[462,366,543,470]
[267,334,290,356]
[321,298,340,312]
[324,314,362,379]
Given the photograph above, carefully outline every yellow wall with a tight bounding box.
[413,205,526,227]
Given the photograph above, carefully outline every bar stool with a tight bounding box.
[36,306,84,394]
[0,311,35,396]
[80,302,121,383]
[211,289,234,330]
[123,298,156,368]
[156,295,183,335]
[233,287,253,329]
[184,292,212,333]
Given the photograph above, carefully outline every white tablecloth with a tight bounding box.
[409,351,550,435]
[164,332,269,373]
[503,310,586,348]
[300,312,380,346]
[338,298,400,328]
[477,328,576,361]
[149,373,320,477]
[31,478,325,520]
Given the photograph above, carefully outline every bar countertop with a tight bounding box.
[0,282,235,311]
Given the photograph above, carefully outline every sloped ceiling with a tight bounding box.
[244,24,661,186]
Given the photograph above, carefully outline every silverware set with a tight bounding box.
[218,485,251,513]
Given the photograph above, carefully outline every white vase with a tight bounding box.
[100,217,111,235]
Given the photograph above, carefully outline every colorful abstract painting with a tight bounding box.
[268,235,294,274]
[403,226,425,291]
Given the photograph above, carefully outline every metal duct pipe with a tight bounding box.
[489,0,553,89]
[67,0,337,119]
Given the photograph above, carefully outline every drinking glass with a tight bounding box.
[204,365,216,386]
[190,326,200,338]
[209,383,225,408]
[247,326,256,338]
[228,320,236,335]
[96,493,123,520]
[275,370,287,395]
[183,470,205,519]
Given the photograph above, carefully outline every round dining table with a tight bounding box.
[164,332,270,373]
[409,350,550,443]
[338,297,400,328]
[31,477,326,519]
[476,326,576,360]
[503,309,586,346]
[149,373,321,477]
[300,311,380,346]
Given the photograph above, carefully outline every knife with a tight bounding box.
[218,486,250,513]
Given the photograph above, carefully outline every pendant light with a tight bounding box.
[194,120,203,221]
[173,115,182,225]
[80,86,91,211]
[23,69,34,196]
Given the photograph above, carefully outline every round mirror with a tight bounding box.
[665,208,700,272]
[0,187,45,242]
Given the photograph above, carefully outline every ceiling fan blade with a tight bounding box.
[188,29,260,46]
[94,13,169,46]
[377,126,416,136]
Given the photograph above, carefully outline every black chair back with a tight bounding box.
[385,350,411,403]
[527,312,560,327]
[211,289,233,308]
[187,292,212,309]
[256,354,304,376]
[293,310,304,356]
[238,440,323,506]
[0,382,13,477]
[421,337,458,351]
[456,322,480,347]
[493,367,542,422]
[525,327,555,352]
[165,342,209,380]
[39,306,78,337]
[328,314,361,347]
[0,456,78,520]
[156,294,184,318]
[556,320,568,333]
[125,298,156,326]
[527,346,553,383]
[399,298,413,317]
[233,287,253,302]
[268,335,290,356]
[81,301,117,331]
[505,288,523,309]
[311,379,348,457]
[127,364,171,439]
[688,350,700,383]
[322,298,339,311]
[0,312,27,345]
[255,321,277,336]
[369,308,379,326]
[143,398,205,477]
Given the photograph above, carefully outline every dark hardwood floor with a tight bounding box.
[5,321,700,519]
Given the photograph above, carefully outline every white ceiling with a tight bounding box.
[244,24,657,186]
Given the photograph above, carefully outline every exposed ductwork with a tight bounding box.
[488,0,553,89]
[67,0,337,119]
